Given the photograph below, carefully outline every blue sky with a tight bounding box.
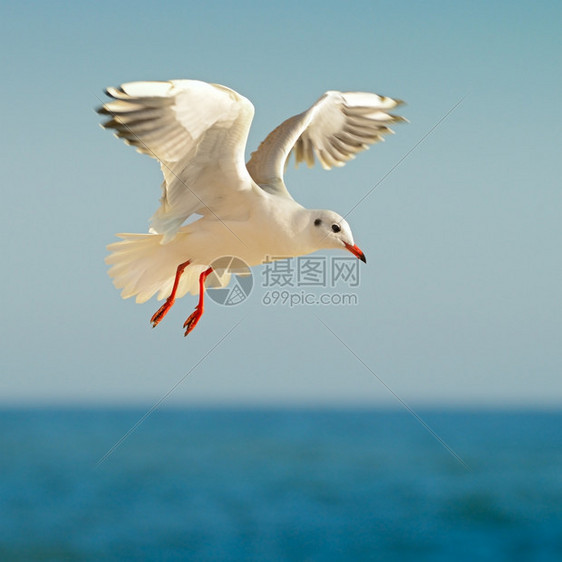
[1,0,560,406]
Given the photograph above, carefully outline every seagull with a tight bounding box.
[98,80,405,336]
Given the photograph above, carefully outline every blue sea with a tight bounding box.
[1,408,561,561]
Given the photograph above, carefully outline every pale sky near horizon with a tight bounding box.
[1,0,560,406]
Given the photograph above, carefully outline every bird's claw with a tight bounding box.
[150,298,173,328]
[183,306,202,337]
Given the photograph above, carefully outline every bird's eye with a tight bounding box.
[331,224,341,233]
[314,218,322,226]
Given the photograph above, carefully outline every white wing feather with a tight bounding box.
[98,80,257,240]
[246,90,405,199]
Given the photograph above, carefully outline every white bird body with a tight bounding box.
[98,79,405,334]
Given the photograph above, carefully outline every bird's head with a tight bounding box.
[308,210,366,263]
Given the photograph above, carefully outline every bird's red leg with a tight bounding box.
[150,259,191,328]
[183,266,214,337]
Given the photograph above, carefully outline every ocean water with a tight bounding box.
[0,408,561,561]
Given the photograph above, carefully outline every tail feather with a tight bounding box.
[105,231,203,303]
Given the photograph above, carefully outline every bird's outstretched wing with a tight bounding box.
[246,90,405,199]
[98,80,257,240]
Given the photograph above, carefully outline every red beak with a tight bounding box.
[344,242,367,263]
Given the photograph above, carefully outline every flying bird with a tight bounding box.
[98,80,405,336]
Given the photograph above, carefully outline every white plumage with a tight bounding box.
[98,79,405,335]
